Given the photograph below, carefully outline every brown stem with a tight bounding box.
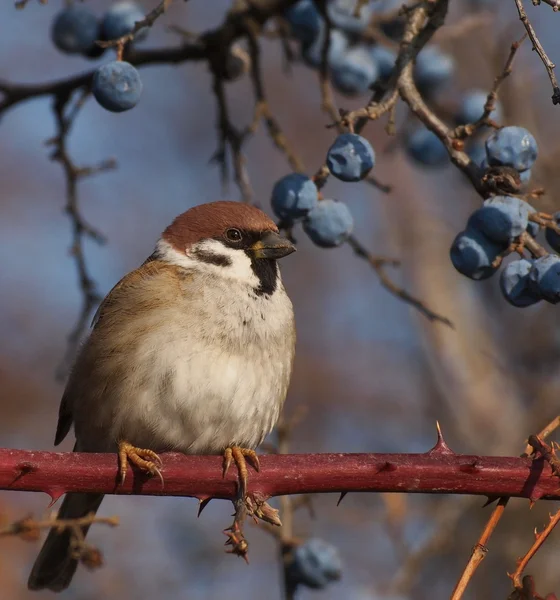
[513,0,560,104]
[510,509,560,589]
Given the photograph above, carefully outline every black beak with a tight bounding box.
[250,231,296,260]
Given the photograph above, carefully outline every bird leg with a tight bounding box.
[222,447,260,498]
[118,441,164,487]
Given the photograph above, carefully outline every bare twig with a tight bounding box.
[0,514,118,539]
[211,72,254,204]
[450,498,509,600]
[454,35,526,140]
[245,26,304,172]
[513,0,560,104]
[510,509,560,589]
[1,512,118,569]
[48,92,115,379]
[346,235,453,326]
[97,0,173,49]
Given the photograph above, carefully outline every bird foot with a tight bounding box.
[118,441,164,487]
[222,447,260,498]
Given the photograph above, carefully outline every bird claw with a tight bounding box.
[118,441,164,488]
[222,447,260,498]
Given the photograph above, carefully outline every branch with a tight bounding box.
[513,0,560,105]
[2,443,560,502]
[0,0,302,115]
[510,509,560,590]
[345,235,453,327]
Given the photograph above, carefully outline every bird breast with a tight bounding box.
[70,266,295,455]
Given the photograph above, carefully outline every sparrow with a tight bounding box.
[28,201,296,592]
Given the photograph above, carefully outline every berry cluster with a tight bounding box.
[271,132,375,247]
[52,2,146,113]
[284,0,400,96]
[450,126,560,306]
[285,538,342,591]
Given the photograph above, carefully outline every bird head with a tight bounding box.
[155,201,296,295]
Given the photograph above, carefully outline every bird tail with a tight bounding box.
[27,492,104,592]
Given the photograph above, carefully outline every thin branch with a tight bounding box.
[0,514,118,539]
[346,235,453,327]
[211,72,254,204]
[454,35,526,141]
[245,24,304,172]
[450,498,509,600]
[510,509,560,589]
[97,0,173,49]
[513,0,560,104]
[47,92,115,379]
[1,513,119,569]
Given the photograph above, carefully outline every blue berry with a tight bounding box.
[303,200,353,247]
[284,0,322,45]
[93,61,143,113]
[406,128,448,167]
[414,45,455,96]
[327,0,373,35]
[326,133,375,182]
[528,255,560,304]
[271,174,318,221]
[102,1,147,42]
[449,228,502,280]
[468,196,532,243]
[330,47,378,96]
[485,126,538,172]
[456,89,503,125]
[368,44,396,80]
[545,212,560,252]
[287,539,342,590]
[500,259,541,307]
[51,6,99,55]
[302,28,348,70]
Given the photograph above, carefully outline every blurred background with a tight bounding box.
[1,0,560,598]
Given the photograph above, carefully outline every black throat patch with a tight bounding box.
[248,256,278,297]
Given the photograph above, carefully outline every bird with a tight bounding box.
[28,200,296,592]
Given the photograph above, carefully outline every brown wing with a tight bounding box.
[54,259,184,446]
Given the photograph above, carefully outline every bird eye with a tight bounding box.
[225,228,243,242]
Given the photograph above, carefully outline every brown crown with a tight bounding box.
[162,201,278,251]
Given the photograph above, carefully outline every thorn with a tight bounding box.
[426,421,454,456]
[46,489,65,508]
[197,498,212,517]
[481,496,499,508]
[337,492,347,506]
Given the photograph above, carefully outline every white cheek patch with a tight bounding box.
[155,238,259,288]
